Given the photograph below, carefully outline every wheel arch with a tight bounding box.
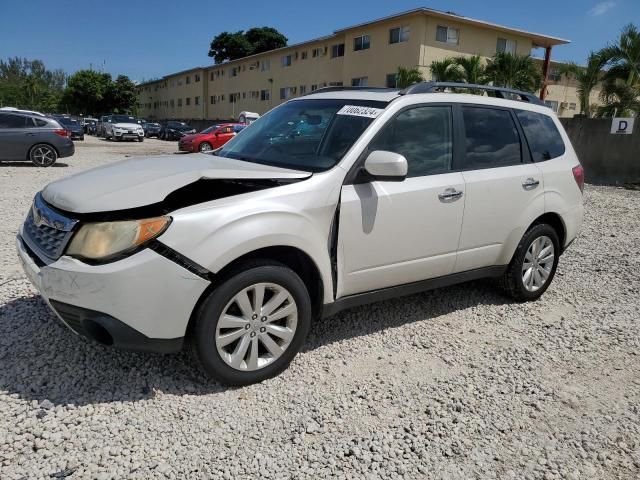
[531,212,567,251]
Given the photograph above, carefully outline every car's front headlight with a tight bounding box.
[66,216,171,261]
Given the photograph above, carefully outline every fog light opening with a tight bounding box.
[84,320,114,346]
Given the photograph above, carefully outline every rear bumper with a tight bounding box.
[16,235,210,353]
[57,140,75,158]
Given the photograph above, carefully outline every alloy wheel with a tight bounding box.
[522,235,555,292]
[31,146,55,166]
[215,283,298,371]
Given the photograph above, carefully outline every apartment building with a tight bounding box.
[137,8,580,121]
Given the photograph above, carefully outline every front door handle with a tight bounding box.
[438,188,463,202]
[522,178,540,190]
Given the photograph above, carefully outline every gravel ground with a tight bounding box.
[1,135,639,479]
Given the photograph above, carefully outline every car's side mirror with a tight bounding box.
[363,150,408,182]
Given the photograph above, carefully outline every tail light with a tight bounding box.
[54,129,70,138]
[572,165,584,193]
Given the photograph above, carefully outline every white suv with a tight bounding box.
[103,114,144,142]
[17,83,584,385]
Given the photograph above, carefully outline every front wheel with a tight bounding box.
[501,223,560,302]
[199,141,212,153]
[138,137,144,142]
[190,261,311,385]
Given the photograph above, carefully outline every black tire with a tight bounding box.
[29,143,58,167]
[138,137,144,142]
[501,223,560,302]
[190,260,312,386]
[199,141,212,152]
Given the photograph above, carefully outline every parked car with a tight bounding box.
[178,123,246,152]
[238,111,260,124]
[0,106,46,116]
[0,111,74,166]
[103,114,144,142]
[82,117,99,133]
[159,121,196,140]
[143,122,161,138]
[16,83,584,385]
[96,115,110,137]
[53,116,85,140]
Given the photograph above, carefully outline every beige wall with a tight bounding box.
[137,11,594,122]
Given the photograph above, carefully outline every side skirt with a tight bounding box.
[322,265,507,318]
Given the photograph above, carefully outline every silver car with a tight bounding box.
[0,112,74,166]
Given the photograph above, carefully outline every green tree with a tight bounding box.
[429,58,463,82]
[208,27,288,63]
[61,69,112,114]
[107,75,138,113]
[453,55,486,84]
[597,23,640,116]
[395,66,424,88]
[0,57,66,111]
[485,53,542,92]
[558,52,608,117]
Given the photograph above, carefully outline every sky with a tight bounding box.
[0,0,636,82]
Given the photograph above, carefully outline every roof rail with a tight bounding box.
[302,86,399,96]
[399,82,545,106]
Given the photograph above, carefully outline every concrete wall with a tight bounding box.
[560,117,640,184]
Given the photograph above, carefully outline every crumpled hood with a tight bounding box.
[42,154,311,214]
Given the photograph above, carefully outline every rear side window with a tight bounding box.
[461,106,521,169]
[0,113,30,128]
[369,105,453,177]
[515,110,565,161]
[34,118,48,127]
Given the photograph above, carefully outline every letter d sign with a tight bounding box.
[611,117,634,134]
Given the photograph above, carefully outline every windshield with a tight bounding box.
[217,99,387,172]
[201,124,221,134]
[112,115,137,124]
[57,117,78,126]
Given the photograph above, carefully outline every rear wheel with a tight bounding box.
[501,223,560,301]
[199,142,212,152]
[191,261,311,385]
[29,144,57,167]
[138,136,144,142]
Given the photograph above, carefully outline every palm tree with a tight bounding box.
[485,52,542,93]
[395,66,424,88]
[558,52,608,117]
[429,58,463,82]
[453,55,486,84]
[597,23,640,117]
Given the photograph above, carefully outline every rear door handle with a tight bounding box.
[522,178,540,190]
[438,188,463,202]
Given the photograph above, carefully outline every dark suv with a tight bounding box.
[0,112,74,166]
[159,121,196,140]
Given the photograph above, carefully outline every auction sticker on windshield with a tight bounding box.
[336,105,384,118]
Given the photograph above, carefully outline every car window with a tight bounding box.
[369,105,453,177]
[34,118,48,127]
[233,125,246,133]
[461,106,522,169]
[515,110,565,161]
[0,113,30,128]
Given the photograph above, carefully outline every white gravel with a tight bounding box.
[1,135,639,479]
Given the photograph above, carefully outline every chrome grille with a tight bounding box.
[21,193,78,261]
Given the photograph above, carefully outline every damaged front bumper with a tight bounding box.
[16,235,210,353]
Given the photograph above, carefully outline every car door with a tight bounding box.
[454,104,544,273]
[0,113,31,160]
[337,104,466,298]
[213,126,235,148]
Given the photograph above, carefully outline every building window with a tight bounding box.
[242,92,246,99]
[351,77,368,87]
[210,96,214,104]
[261,59,270,71]
[354,35,370,51]
[389,26,410,44]
[231,67,238,77]
[195,96,200,105]
[300,85,307,94]
[312,47,325,57]
[186,97,191,106]
[170,99,175,108]
[331,43,345,58]
[497,38,517,55]
[282,55,292,67]
[386,73,398,88]
[311,84,318,91]
[280,87,294,100]
[178,98,182,107]
[545,100,559,112]
[260,89,270,101]
[569,102,577,110]
[210,72,214,81]
[436,25,459,45]
[301,51,308,60]
[548,67,562,82]
[195,74,200,82]
[186,75,191,84]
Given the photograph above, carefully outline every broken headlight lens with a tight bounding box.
[66,217,171,261]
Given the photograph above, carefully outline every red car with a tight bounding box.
[178,123,246,153]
